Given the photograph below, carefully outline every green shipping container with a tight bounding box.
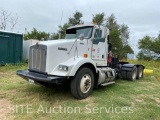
[0,30,23,64]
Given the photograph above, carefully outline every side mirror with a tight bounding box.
[78,34,84,41]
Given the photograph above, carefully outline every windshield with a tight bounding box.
[65,26,93,39]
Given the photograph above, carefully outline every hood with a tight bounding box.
[38,39,76,47]
[40,39,87,74]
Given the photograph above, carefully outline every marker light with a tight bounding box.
[84,54,88,58]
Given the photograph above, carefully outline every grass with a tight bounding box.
[0,60,160,120]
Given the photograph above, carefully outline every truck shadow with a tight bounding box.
[21,81,118,102]
[22,83,73,101]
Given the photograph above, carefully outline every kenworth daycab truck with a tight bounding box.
[17,24,144,99]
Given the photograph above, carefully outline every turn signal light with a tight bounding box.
[84,54,88,58]
[93,22,97,25]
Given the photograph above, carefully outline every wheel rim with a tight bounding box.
[132,68,137,80]
[80,74,92,93]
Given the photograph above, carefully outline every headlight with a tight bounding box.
[59,65,68,71]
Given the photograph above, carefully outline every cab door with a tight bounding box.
[91,29,106,61]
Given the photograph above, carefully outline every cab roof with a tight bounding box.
[67,24,107,30]
[67,24,98,30]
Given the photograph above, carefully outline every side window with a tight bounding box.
[94,29,102,38]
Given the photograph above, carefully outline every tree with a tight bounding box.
[109,29,122,56]
[55,11,83,39]
[137,36,153,60]
[0,10,19,31]
[121,44,134,58]
[106,14,119,30]
[58,23,70,39]
[119,24,129,46]
[137,35,160,60]
[105,14,133,59]
[50,33,59,40]
[92,12,105,26]
[0,10,10,30]
[137,50,153,61]
[69,11,83,26]
[24,28,51,41]
[10,14,19,31]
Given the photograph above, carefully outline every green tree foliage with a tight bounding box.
[106,14,133,59]
[106,14,119,30]
[24,28,51,41]
[50,33,59,40]
[56,11,83,39]
[119,24,129,46]
[109,30,122,56]
[69,11,83,26]
[58,23,71,39]
[137,35,160,60]
[137,50,153,61]
[92,12,105,26]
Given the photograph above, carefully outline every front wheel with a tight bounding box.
[70,67,94,99]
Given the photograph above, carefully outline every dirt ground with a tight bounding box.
[0,98,13,120]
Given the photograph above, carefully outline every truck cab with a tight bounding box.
[17,24,144,99]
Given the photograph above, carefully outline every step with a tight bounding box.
[100,81,115,86]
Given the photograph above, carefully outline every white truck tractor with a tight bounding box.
[17,24,144,99]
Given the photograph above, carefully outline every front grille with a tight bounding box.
[29,45,47,72]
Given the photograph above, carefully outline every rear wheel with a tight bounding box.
[137,66,143,79]
[70,67,94,99]
[121,71,127,79]
[127,66,137,81]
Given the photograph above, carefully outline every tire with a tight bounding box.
[121,71,127,79]
[127,66,137,81]
[70,67,94,99]
[137,66,143,79]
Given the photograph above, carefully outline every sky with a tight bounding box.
[0,0,160,54]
